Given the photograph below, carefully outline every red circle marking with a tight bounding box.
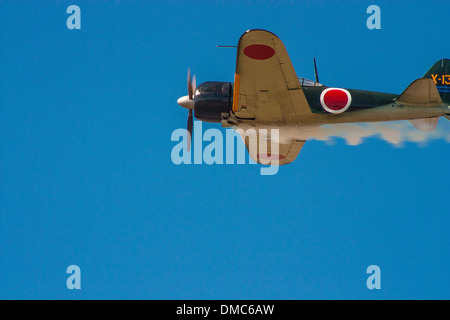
[243,45,275,60]
[257,154,285,161]
[323,89,349,111]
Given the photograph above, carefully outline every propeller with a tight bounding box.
[177,68,196,151]
[187,109,193,151]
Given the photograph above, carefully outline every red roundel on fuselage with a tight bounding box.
[244,45,275,60]
[320,88,352,114]
[323,90,348,110]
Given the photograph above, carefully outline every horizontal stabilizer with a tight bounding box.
[396,78,442,105]
[409,117,439,132]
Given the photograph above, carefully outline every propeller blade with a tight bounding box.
[187,68,193,100]
[192,74,196,97]
[184,68,195,151]
[187,68,196,100]
[187,109,193,151]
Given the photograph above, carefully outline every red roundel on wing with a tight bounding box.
[243,45,275,60]
[323,89,349,111]
[257,153,286,161]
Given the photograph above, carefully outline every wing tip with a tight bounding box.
[240,29,279,41]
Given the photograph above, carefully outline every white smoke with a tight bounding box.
[238,118,450,147]
[309,120,450,146]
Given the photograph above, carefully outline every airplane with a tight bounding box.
[177,29,450,165]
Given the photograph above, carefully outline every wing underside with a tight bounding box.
[237,128,306,165]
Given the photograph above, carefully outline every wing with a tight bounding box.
[232,29,312,123]
[237,128,306,165]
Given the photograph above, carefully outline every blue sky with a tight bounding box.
[1,0,449,299]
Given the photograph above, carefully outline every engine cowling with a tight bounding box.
[194,81,232,123]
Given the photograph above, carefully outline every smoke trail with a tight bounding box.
[238,119,450,147]
[309,119,450,146]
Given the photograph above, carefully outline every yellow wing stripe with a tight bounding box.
[232,73,240,112]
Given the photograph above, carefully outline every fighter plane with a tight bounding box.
[177,29,450,165]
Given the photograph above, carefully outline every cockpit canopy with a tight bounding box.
[298,77,323,87]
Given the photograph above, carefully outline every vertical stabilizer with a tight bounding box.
[423,59,450,104]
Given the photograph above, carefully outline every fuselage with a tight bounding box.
[191,80,448,126]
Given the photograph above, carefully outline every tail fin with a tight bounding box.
[423,59,450,104]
